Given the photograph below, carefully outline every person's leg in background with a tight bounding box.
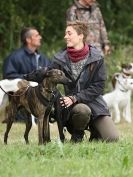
[89,116,119,142]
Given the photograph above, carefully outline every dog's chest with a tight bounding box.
[115,90,131,108]
[115,89,130,100]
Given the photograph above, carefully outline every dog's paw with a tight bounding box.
[114,119,120,124]
[125,119,132,123]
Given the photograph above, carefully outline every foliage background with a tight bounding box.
[0,2,133,176]
[0,0,133,84]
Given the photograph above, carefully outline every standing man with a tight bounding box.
[66,0,111,56]
[3,27,50,79]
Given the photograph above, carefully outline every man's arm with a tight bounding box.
[3,55,23,79]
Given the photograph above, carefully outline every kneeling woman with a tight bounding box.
[51,21,119,142]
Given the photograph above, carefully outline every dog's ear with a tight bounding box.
[114,73,122,82]
[121,63,132,70]
[112,73,120,88]
[114,73,120,79]
[45,70,53,77]
[121,64,127,69]
[45,68,61,77]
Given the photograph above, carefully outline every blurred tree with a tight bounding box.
[0,0,132,60]
[97,0,133,45]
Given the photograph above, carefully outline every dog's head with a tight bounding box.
[114,73,133,91]
[121,63,133,75]
[23,67,48,83]
[124,78,133,90]
[112,63,133,89]
[112,73,121,89]
[45,69,72,85]
[24,68,71,85]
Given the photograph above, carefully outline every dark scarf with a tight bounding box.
[67,44,89,63]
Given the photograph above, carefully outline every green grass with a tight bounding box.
[0,123,133,177]
[0,45,133,176]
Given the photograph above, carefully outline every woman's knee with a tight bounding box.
[106,134,119,142]
[71,103,91,130]
[94,116,119,142]
[72,103,91,116]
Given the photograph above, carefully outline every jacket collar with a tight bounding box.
[74,0,98,10]
[85,46,102,65]
[54,46,102,66]
[24,46,39,55]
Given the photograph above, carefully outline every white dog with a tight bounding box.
[112,63,133,89]
[103,74,133,123]
[121,63,133,75]
[0,79,38,123]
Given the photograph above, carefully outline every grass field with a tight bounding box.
[0,45,133,177]
[0,121,133,177]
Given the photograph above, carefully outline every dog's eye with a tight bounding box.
[128,65,132,69]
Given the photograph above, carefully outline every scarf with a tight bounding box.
[67,44,89,63]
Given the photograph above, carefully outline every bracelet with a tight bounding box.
[68,96,77,104]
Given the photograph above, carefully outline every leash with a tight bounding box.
[27,85,60,118]
[35,85,57,107]
[44,91,59,118]
[0,85,30,97]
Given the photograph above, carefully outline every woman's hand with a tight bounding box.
[60,96,77,107]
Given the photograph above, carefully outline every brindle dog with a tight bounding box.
[23,67,68,143]
[4,69,70,145]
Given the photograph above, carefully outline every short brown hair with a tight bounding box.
[66,20,88,43]
[20,27,36,46]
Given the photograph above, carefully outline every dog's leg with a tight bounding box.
[55,110,65,142]
[4,118,13,144]
[56,117,65,142]
[4,104,15,144]
[113,104,121,123]
[43,115,50,144]
[38,118,44,145]
[124,100,132,123]
[54,96,65,142]
[24,112,32,144]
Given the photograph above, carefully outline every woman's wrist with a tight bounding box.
[68,96,77,104]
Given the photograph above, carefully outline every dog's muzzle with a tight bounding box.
[60,77,72,85]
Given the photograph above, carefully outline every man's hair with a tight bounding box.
[20,27,36,46]
[66,20,88,43]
